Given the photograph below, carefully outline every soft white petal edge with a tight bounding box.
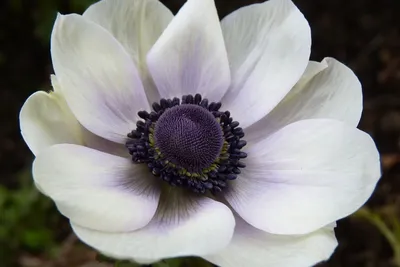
[204,216,337,267]
[51,14,150,144]
[147,0,230,101]
[53,75,129,158]
[221,0,311,128]
[33,144,160,232]
[246,57,363,142]
[19,90,82,156]
[226,119,381,234]
[83,0,173,104]
[71,196,235,259]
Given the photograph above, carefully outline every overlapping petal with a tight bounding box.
[51,14,150,144]
[33,144,160,232]
[246,58,363,142]
[19,88,82,156]
[221,0,311,128]
[225,119,380,235]
[146,0,230,101]
[83,0,173,104]
[204,216,337,267]
[72,191,235,259]
[21,75,129,158]
[82,127,129,158]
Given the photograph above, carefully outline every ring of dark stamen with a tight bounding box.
[126,94,247,194]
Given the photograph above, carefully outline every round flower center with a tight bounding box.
[154,104,223,173]
[125,94,247,194]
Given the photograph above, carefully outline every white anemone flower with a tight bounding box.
[19,0,381,266]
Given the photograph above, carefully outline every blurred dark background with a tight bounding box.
[0,0,399,266]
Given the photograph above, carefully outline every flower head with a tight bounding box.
[20,0,381,266]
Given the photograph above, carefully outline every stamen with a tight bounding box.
[125,94,247,194]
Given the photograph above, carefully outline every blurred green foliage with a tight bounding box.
[354,208,400,267]
[0,169,62,266]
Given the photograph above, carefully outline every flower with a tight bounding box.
[19,0,381,266]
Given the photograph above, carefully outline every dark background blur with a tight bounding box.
[0,0,399,266]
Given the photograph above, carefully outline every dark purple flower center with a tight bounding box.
[154,104,223,173]
[125,94,247,194]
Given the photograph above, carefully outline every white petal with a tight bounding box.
[51,14,150,144]
[246,58,363,143]
[132,258,160,265]
[33,144,160,232]
[83,0,173,104]
[204,216,337,267]
[46,75,129,158]
[50,74,62,92]
[82,128,129,158]
[292,60,329,91]
[226,119,381,235]
[19,90,82,156]
[72,193,235,259]
[146,0,230,100]
[221,0,311,128]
